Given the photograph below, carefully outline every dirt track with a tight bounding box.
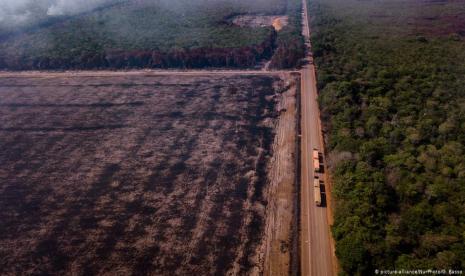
[0,1,338,273]
[0,69,293,78]
[262,74,299,276]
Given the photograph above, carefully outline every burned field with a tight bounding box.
[0,73,297,275]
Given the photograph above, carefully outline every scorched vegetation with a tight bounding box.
[0,74,289,275]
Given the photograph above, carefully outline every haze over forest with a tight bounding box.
[0,0,117,26]
[0,0,282,28]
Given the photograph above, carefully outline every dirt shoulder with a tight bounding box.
[259,74,299,276]
[0,73,290,275]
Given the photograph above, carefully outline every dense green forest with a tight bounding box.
[308,0,465,274]
[0,0,304,70]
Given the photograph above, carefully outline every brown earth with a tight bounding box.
[0,73,296,275]
[261,75,299,276]
[232,15,289,31]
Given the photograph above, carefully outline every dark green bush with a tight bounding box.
[309,0,465,274]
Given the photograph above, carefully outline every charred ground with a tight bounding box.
[0,74,292,275]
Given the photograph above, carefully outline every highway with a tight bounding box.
[300,0,337,275]
[0,3,338,274]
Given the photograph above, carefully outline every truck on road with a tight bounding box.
[314,177,321,206]
[312,148,320,173]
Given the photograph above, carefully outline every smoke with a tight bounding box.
[46,0,114,16]
[0,0,281,30]
[0,0,34,25]
[0,0,116,27]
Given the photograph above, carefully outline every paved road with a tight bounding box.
[300,0,336,275]
[0,6,336,274]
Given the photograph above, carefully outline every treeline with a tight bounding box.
[309,0,465,274]
[270,38,305,69]
[270,0,306,69]
[0,31,276,70]
[0,0,280,71]
[0,0,306,70]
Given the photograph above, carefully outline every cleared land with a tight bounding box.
[232,15,289,31]
[0,73,298,275]
[262,73,299,276]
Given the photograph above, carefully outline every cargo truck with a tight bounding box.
[312,148,320,173]
[314,177,321,206]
